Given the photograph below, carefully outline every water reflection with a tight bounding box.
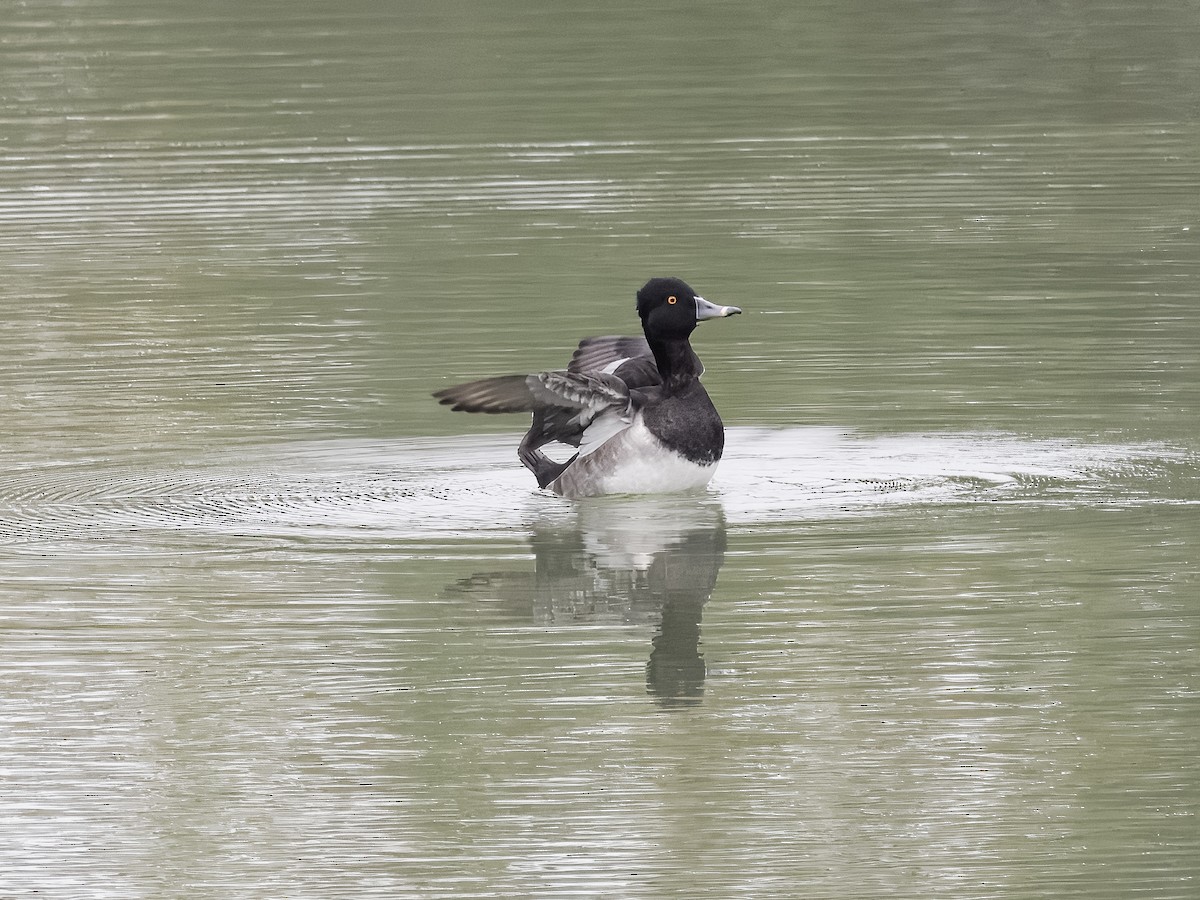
[447,498,727,705]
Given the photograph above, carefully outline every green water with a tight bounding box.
[1,2,1197,898]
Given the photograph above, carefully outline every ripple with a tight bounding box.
[0,429,1190,556]
[5,128,1193,255]
[717,428,1193,524]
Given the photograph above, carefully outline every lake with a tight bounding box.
[1,1,1197,897]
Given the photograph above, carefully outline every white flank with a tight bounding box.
[553,419,717,498]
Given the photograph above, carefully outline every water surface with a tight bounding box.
[1,1,1198,898]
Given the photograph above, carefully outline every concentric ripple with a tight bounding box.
[0,428,1190,556]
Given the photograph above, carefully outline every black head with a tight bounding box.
[635,277,741,341]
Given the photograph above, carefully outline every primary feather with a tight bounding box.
[432,374,534,413]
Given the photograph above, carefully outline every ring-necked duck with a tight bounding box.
[433,277,741,498]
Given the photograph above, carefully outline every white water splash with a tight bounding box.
[0,428,1190,554]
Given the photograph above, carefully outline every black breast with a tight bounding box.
[642,382,725,465]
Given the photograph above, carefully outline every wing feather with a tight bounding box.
[432,375,534,413]
[569,336,651,374]
[435,334,669,460]
[531,370,631,413]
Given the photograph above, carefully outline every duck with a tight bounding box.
[433,277,741,498]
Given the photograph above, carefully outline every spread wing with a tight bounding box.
[432,374,535,413]
[569,334,664,390]
[434,334,679,458]
[527,371,635,457]
[570,334,703,383]
[530,370,631,414]
[434,369,639,452]
[433,336,650,414]
[569,335,651,374]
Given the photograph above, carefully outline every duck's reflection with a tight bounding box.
[447,497,727,705]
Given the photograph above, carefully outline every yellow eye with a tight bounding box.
[667,295,678,305]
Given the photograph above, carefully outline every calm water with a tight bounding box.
[2,1,1198,898]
